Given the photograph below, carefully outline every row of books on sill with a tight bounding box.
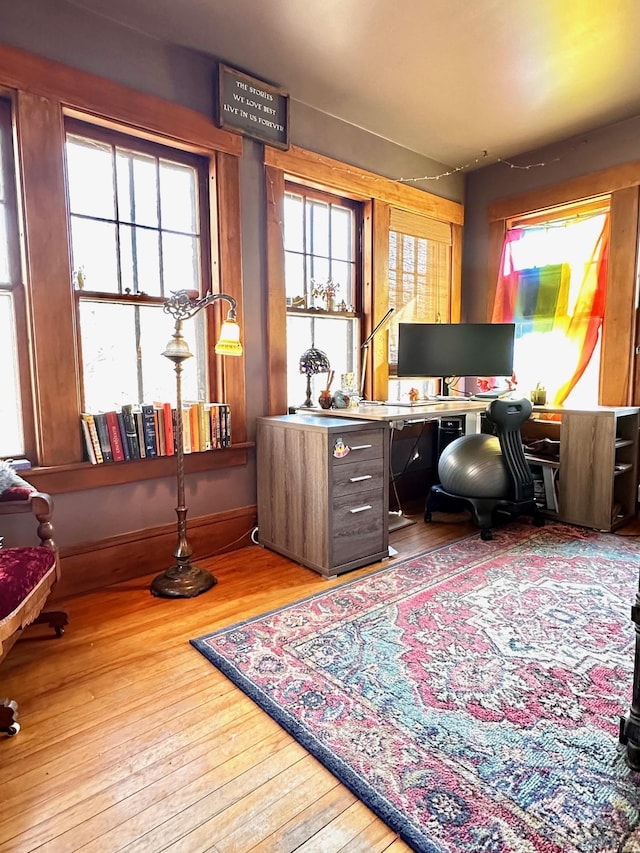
[80,402,231,465]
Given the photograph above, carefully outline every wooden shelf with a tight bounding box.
[616,438,634,449]
[527,406,639,531]
[614,463,633,474]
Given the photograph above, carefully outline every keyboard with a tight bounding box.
[472,390,501,399]
[382,397,472,407]
[469,393,512,402]
[383,400,437,407]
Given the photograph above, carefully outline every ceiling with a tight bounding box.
[68,0,640,169]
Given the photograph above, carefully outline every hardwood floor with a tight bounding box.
[0,507,546,851]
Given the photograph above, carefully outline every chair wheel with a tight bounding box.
[480,529,493,541]
[424,511,432,523]
[6,722,20,736]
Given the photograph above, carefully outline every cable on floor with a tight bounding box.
[196,523,260,561]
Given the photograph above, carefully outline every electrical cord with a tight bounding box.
[196,523,260,561]
[389,427,403,516]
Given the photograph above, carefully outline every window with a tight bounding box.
[0,45,245,480]
[0,98,24,458]
[284,186,361,409]
[265,147,464,413]
[492,200,610,406]
[65,121,212,412]
[386,210,453,402]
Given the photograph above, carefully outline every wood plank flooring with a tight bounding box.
[2,507,630,852]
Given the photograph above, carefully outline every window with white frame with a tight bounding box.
[284,185,361,409]
[0,98,24,458]
[65,120,212,413]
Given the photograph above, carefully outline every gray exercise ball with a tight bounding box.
[438,434,509,498]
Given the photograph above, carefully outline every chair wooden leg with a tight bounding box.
[0,698,19,736]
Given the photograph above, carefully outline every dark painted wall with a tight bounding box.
[463,116,640,321]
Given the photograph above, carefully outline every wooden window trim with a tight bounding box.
[1,43,247,487]
[265,145,464,410]
[486,164,640,406]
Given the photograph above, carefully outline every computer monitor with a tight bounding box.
[396,322,515,379]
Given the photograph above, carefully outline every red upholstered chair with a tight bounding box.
[0,474,68,737]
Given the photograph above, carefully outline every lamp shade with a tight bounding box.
[299,346,330,376]
[214,319,243,356]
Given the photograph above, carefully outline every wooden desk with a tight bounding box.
[299,400,488,433]
[302,401,640,532]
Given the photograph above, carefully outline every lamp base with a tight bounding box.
[150,562,217,598]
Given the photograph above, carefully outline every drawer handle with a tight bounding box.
[350,504,372,514]
[350,444,373,451]
[349,475,372,482]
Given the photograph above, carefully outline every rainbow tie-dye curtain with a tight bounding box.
[492,214,609,405]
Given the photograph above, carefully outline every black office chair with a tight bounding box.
[424,397,544,540]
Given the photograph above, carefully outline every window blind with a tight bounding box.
[387,210,452,367]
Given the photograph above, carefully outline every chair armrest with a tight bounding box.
[0,491,57,551]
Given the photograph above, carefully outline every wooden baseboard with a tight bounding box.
[51,504,257,600]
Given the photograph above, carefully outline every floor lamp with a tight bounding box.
[359,308,394,399]
[150,289,243,599]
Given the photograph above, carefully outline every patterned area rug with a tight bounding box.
[192,522,640,852]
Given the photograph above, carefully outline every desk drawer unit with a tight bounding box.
[257,415,389,577]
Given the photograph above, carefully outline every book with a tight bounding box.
[171,408,179,453]
[117,411,132,460]
[122,404,141,459]
[153,404,166,456]
[204,404,215,450]
[189,402,200,452]
[80,418,96,464]
[210,404,220,449]
[182,404,192,453]
[198,400,211,451]
[210,403,231,447]
[223,404,231,446]
[141,404,158,457]
[134,409,146,458]
[162,402,175,456]
[80,412,103,464]
[93,412,113,462]
[221,403,230,446]
[105,411,126,461]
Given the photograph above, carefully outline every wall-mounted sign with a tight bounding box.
[216,64,289,150]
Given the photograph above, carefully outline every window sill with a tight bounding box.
[23,443,253,495]
[286,307,358,319]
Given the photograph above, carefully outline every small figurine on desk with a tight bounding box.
[333,389,350,408]
[409,387,420,402]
